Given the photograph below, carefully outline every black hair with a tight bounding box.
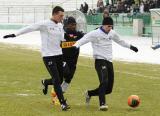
[63,16,76,26]
[52,6,64,15]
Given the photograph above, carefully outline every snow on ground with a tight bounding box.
[0,30,160,65]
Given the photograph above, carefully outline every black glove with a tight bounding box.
[3,34,16,39]
[130,45,138,52]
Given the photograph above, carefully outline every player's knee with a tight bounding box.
[100,81,108,89]
[105,88,113,94]
[103,80,108,85]
[63,66,70,75]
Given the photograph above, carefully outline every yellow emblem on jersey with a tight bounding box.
[61,41,76,48]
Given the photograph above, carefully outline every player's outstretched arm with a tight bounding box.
[130,45,138,52]
[3,34,16,39]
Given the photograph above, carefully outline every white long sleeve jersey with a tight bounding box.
[74,27,131,62]
[15,19,64,57]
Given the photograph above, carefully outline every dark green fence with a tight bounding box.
[85,13,151,36]
[85,13,103,25]
[85,13,151,26]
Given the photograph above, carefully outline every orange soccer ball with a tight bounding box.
[128,95,140,108]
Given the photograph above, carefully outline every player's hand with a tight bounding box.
[3,34,16,39]
[130,45,138,52]
[71,46,78,49]
[71,45,79,49]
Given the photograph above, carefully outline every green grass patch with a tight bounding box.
[0,43,160,116]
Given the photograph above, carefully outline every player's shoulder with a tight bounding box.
[58,23,63,27]
[39,19,50,24]
[41,19,61,25]
[34,20,51,26]
[85,29,99,37]
[109,29,117,35]
[94,28,102,34]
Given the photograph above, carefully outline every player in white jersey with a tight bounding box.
[73,17,138,111]
[3,6,70,111]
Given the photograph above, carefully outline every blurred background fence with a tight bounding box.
[0,4,153,36]
[85,12,151,26]
[0,5,52,24]
[0,5,151,26]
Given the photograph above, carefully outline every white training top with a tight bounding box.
[74,27,131,62]
[15,19,64,57]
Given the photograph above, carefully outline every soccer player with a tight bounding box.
[50,16,84,104]
[61,16,84,92]
[42,16,84,105]
[3,6,70,111]
[73,17,138,111]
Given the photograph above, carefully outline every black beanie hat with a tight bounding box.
[64,16,76,25]
[102,17,113,25]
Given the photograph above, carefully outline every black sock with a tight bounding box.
[44,79,52,85]
[88,88,99,96]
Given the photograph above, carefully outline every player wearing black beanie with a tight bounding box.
[102,17,113,25]
[73,16,138,111]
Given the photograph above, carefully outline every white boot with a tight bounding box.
[85,90,91,106]
[61,81,69,92]
[99,105,108,111]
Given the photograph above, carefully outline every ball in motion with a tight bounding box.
[128,95,140,108]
